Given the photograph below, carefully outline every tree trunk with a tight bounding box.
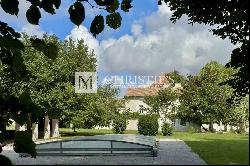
[0,117,6,133]
[223,122,228,132]
[238,121,245,133]
[26,113,32,134]
[209,123,215,132]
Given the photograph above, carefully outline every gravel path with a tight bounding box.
[2,138,206,165]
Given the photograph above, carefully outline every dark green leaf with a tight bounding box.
[0,37,24,49]
[68,2,85,26]
[53,0,61,9]
[30,38,58,60]
[30,38,46,51]
[27,0,41,6]
[44,43,58,60]
[106,0,119,13]
[26,5,41,25]
[90,15,104,37]
[94,0,107,6]
[1,0,19,15]
[121,0,132,12]
[41,0,56,14]
[106,12,122,29]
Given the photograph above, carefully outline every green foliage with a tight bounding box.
[178,61,238,128]
[68,2,85,26]
[187,126,197,133]
[121,0,133,12]
[26,5,41,25]
[112,114,127,134]
[161,0,249,98]
[90,15,104,37]
[1,0,133,40]
[121,110,140,119]
[162,123,173,136]
[165,70,186,84]
[0,155,12,166]
[106,12,122,29]
[13,131,37,158]
[144,87,179,117]
[138,114,159,136]
[0,0,19,16]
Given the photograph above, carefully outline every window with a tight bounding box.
[139,105,144,114]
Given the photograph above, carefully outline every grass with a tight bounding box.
[170,132,249,165]
[59,128,249,165]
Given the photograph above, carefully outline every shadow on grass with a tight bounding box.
[184,138,249,165]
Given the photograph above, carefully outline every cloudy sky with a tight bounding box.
[0,0,236,96]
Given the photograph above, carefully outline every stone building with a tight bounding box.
[123,73,201,132]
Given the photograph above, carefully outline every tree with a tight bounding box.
[165,70,186,85]
[61,84,119,131]
[144,87,180,121]
[161,0,249,98]
[0,33,98,132]
[229,95,249,132]
[178,61,238,131]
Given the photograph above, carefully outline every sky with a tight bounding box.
[0,0,236,97]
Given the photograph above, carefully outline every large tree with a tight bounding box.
[178,61,238,131]
[162,0,249,98]
[0,34,96,131]
[144,87,180,121]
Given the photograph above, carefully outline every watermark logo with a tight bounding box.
[75,72,97,93]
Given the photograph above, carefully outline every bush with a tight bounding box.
[0,155,12,165]
[13,131,37,158]
[187,126,197,133]
[138,114,159,136]
[112,115,128,134]
[162,123,173,136]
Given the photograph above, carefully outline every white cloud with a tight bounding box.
[97,4,235,76]
[21,24,45,38]
[131,24,142,36]
[66,25,100,55]
[65,4,235,77]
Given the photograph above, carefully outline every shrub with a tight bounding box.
[0,155,12,165]
[162,123,174,136]
[187,126,197,133]
[112,115,128,134]
[138,114,159,136]
[13,131,37,158]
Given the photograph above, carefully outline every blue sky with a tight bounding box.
[0,0,158,40]
[0,0,235,97]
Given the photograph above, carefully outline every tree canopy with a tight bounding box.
[178,61,238,130]
[162,0,249,98]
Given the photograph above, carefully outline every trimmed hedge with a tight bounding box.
[138,114,159,136]
[162,123,174,136]
[13,131,37,158]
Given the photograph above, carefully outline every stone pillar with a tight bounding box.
[32,123,38,141]
[51,119,59,137]
[15,122,26,131]
[43,116,50,139]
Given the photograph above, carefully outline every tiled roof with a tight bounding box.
[124,87,160,97]
[124,73,182,97]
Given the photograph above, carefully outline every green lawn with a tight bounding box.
[59,128,249,165]
[170,132,249,165]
